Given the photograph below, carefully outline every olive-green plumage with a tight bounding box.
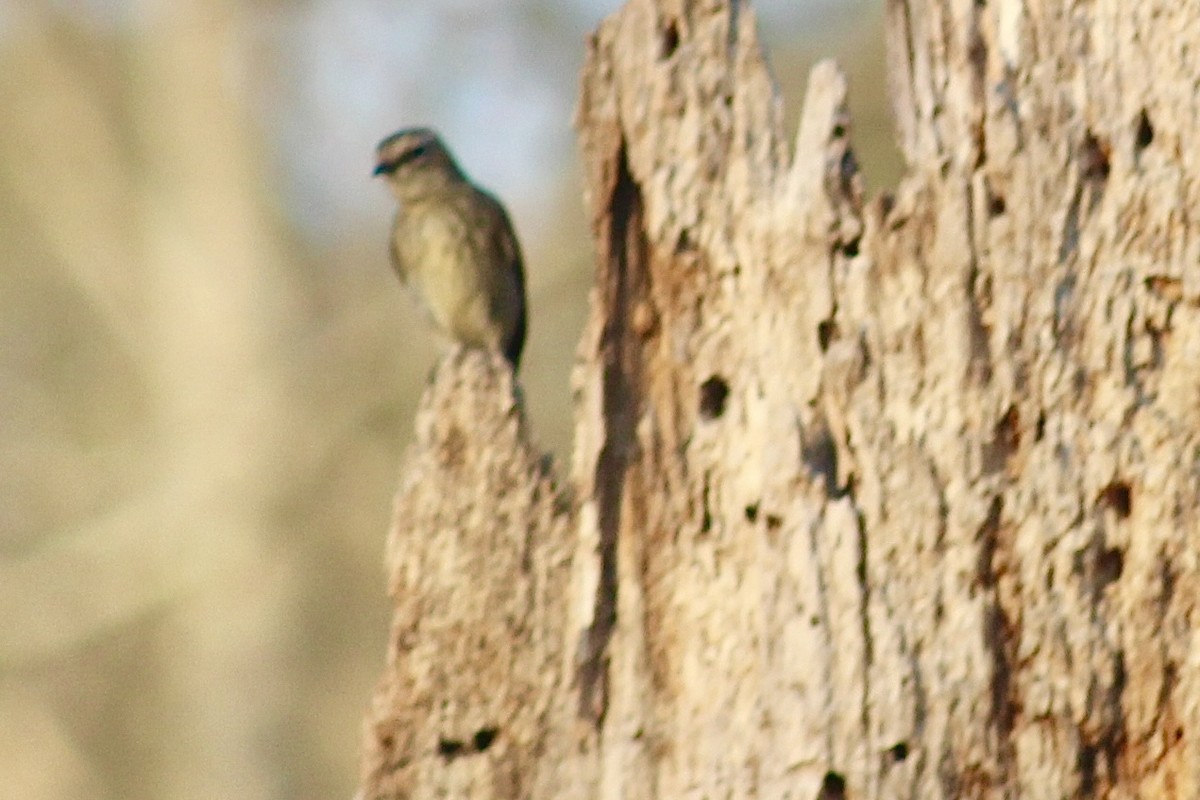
[373,128,527,368]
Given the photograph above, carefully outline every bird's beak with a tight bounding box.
[372,162,390,177]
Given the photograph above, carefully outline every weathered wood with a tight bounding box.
[358,350,574,799]
[360,1,1200,797]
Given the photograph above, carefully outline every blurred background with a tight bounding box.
[0,1,897,797]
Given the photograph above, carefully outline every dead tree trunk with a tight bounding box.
[358,1,1200,797]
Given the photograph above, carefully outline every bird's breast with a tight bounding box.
[393,203,495,341]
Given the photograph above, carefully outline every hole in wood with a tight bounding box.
[674,227,696,253]
[889,741,909,762]
[818,771,847,800]
[660,20,680,59]
[1081,132,1111,182]
[802,424,844,497]
[1097,481,1132,519]
[817,320,837,352]
[744,503,760,523]
[1078,743,1099,795]
[988,191,1007,216]
[1097,546,1124,589]
[698,376,730,420]
[1135,109,1154,151]
[437,738,464,759]
[473,727,498,752]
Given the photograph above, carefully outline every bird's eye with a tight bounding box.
[394,143,428,169]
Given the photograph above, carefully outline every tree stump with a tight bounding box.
[359,2,1200,797]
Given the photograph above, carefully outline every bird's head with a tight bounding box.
[373,128,464,201]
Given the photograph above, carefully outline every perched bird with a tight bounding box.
[373,128,527,369]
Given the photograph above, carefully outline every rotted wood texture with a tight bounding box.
[358,350,575,799]
[360,1,1200,798]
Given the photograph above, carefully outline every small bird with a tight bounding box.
[373,128,527,369]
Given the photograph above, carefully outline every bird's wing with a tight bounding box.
[479,191,528,367]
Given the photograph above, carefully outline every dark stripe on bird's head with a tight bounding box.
[374,128,439,177]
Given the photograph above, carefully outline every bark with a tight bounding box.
[359,1,1200,798]
[359,350,577,799]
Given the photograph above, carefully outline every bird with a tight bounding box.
[373,127,527,369]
